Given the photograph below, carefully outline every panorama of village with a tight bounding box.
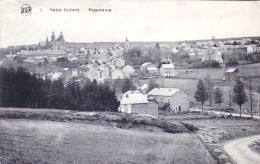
[1,32,260,164]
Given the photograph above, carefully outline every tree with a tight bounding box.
[233,80,247,117]
[147,78,159,93]
[214,87,223,114]
[121,78,136,93]
[194,79,209,112]
[123,47,144,66]
[204,74,214,113]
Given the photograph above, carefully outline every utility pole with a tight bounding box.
[249,77,253,118]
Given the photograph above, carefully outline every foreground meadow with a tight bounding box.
[0,119,213,164]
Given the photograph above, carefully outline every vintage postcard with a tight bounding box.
[0,0,260,163]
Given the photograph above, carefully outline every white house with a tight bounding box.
[147,88,190,113]
[159,64,177,77]
[111,69,125,80]
[202,51,224,64]
[147,67,159,76]
[120,91,158,117]
[247,45,260,54]
[189,53,197,60]
[140,62,153,72]
[122,65,135,78]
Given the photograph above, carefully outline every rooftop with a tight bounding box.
[161,64,174,69]
[121,91,149,105]
[226,68,238,73]
[148,88,180,97]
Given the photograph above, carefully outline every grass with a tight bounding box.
[176,68,225,80]
[249,139,260,155]
[0,107,196,134]
[164,114,260,164]
[0,119,214,164]
[182,118,260,143]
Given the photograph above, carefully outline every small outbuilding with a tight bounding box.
[120,91,158,117]
[225,68,239,81]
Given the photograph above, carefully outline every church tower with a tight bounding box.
[58,32,65,42]
[125,37,129,50]
[51,32,55,42]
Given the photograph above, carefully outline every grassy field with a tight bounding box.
[140,63,260,113]
[176,68,225,80]
[0,119,214,164]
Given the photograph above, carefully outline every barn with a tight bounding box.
[147,88,190,113]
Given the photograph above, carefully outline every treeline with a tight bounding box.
[0,67,119,111]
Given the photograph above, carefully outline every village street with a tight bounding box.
[224,134,260,164]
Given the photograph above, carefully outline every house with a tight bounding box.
[50,72,63,81]
[225,68,239,81]
[189,53,197,60]
[84,65,110,83]
[111,69,125,80]
[147,88,190,113]
[247,45,260,54]
[140,62,154,72]
[122,65,135,78]
[202,51,224,64]
[159,64,177,77]
[147,67,159,76]
[120,91,158,117]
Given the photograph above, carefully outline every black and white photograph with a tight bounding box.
[0,0,260,163]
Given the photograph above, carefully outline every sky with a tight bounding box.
[0,0,260,47]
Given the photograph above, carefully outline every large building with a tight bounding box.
[38,32,66,50]
[147,88,190,113]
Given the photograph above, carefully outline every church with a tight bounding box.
[38,32,65,50]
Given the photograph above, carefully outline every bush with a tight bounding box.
[191,60,220,68]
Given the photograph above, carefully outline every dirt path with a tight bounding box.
[224,134,260,164]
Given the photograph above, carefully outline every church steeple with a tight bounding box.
[51,32,55,41]
[57,32,65,42]
[125,37,129,49]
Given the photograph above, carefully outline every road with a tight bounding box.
[224,135,260,164]
[190,108,260,120]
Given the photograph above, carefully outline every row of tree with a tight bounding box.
[194,76,248,117]
[0,67,119,111]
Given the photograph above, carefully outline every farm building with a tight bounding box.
[225,68,239,81]
[120,91,158,117]
[147,88,190,113]
[159,64,177,77]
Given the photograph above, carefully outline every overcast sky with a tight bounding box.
[0,0,260,47]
